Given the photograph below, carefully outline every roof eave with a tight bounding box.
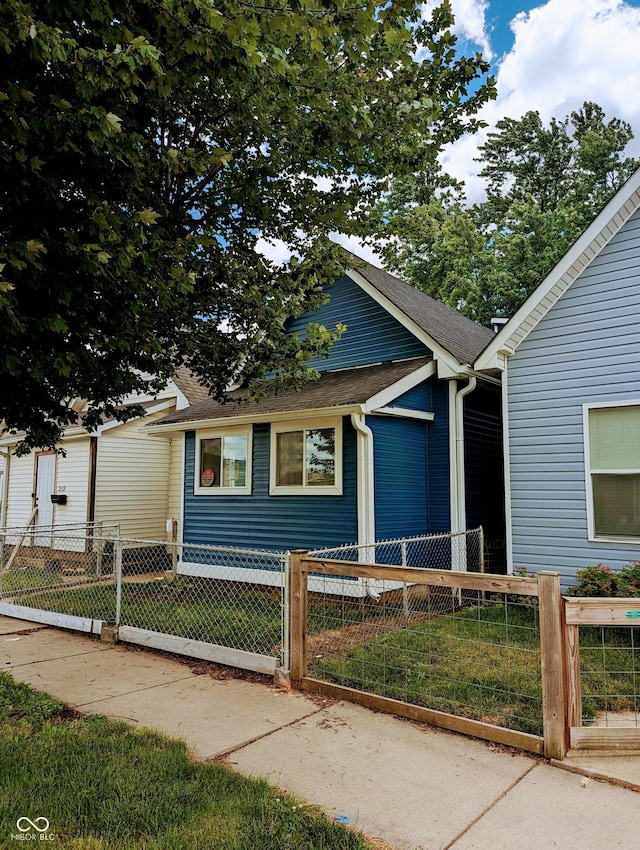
[475,167,640,372]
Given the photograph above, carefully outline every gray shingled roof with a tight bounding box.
[343,251,494,365]
[150,356,433,427]
[172,366,209,405]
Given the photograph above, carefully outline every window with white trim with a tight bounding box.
[194,427,251,495]
[586,404,640,540]
[270,418,342,495]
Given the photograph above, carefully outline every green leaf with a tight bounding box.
[105,112,122,133]
[137,209,161,225]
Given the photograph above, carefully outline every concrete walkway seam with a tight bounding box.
[211,704,331,763]
[439,760,539,850]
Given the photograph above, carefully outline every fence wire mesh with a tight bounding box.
[0,523,119,622]
[117,539,288,661]
[579,625,640,728]
[304,568,543,736]
[310,527,485,572]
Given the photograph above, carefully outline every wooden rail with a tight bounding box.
[289,551,566,759]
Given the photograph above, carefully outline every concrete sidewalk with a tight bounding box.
[2,615,639,850]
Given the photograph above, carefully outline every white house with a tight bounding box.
[0,368,207,542]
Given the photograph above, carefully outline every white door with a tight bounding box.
[34,454,55,545]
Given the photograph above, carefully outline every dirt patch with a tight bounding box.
[306,610,433,662]
[51,706,84,724]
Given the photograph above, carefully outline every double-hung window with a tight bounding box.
[585,403,640,541]
[194,427,251,495]
[270,418,342,495]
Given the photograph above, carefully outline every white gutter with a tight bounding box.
[455,376,477,534]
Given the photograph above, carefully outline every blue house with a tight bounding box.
[149,256,503,578]
[476,168,640,586]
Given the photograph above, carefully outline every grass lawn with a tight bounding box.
[309,602,640,737]
[310,601,545,736]
[0,671,369,850]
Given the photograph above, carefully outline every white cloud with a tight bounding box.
[329,234,384,266]
[254,233,384,268]
[442,0,640,198]
[420,0,493,59]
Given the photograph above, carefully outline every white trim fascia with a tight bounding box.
[368,407,434,422]
[362,361,436,412]
[475,169,640,372]
[146,404,363,434]
[502,370,513,573]
[95,398,176,435]
[346,269,466,374]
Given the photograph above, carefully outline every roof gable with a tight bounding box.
[345,256,494,367]
[475,167,640,371]
[285,273,429,370]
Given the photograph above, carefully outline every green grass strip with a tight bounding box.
[0,672,368,850]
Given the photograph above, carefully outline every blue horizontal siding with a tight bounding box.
[463,385,505,556]
[285,274,429,370]
[387,381,432,412]
[183,423,358,553]
[369,415,428,542]
[426,380,450,534]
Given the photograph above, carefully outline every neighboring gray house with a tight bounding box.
[476,168,640,586]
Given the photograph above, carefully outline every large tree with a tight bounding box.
[381,102,639,324]
[0,0,494,450]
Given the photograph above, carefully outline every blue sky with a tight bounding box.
[439,0,640,199]
[260,0,640,262]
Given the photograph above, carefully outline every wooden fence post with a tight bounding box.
[289,550,308,686]
[538,571,567,760]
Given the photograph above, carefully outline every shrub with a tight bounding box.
[617,561,640,597]
[569,562,640,597]
[569,563,619,597]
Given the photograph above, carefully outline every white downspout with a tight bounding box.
[351,412,377,596]
[449,377,477,571]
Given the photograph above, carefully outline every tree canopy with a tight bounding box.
[0,0,495,450]
[381,102,639,325]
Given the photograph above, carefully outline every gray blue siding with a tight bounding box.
[507,208,640,585]
[183,422,358,552]
[285,274,429,370]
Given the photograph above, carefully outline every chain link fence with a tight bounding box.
[117,539,288,667]
[0,523,120,627]
[310,527,485,572]
[0,525,288,672]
